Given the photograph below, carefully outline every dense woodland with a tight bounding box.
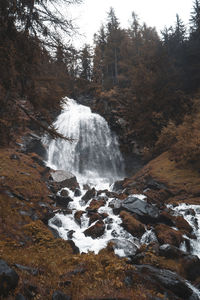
[1,0,200,167]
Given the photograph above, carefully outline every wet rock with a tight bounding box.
[51,217,62,228]
[134,265,193,299]
[50,170,79,192]
[0,259,19,296]
[122,195,159,223]
[67,230,75,239]
[144,176,169,191]
[158,211,174,226]
[110,239,138,256]
[81,188,96,203]
[52,290,71,300]
[14,264,38,276]
[54,195,73,208]
[60,189,69,197]
[109,198,122,215]
[87,199,106,212]
[88,212,102,226]
[74,211,85,226]
[173,215,193,233]
[159,244,186,259]
[155,224,183,247]
[182,254,200,281]
[119,211,145,238]
[84,221,105,239]
[74,188,81,197]
[112,180,125,192]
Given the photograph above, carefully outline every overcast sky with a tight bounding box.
[68,0,194,47]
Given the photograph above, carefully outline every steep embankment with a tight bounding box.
[1,145,200,299]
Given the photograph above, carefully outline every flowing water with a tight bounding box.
[44,97,156,256]
[45,97,124,189]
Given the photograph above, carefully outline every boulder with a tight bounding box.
[81,188,96,203]
[173,215,193,234]
[122,196,159,223]
[119,211,145,238]
[109,239,138,257]
[84,221,105,239]
[74,211,85,226]
[112,180,125,192]
[135,265,193,299]
[54,195,73,208]
[74,188,81,197]
[50,170,79,192]
[0,259,19,296]
[87,212,102,226]
[60,189,69,197]
[52,290,71,300]
[159,244,186,259]
[109,198,123,215]
[86,199,106,212]
[182,254,200,281]
[155,224,183,247]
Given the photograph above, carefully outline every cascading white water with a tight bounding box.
[45,97,125,188]
[45,97,155,256]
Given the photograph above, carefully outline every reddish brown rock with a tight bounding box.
[155,224,184,247]
[120,211,145,238]
[74,211,85,226]
[86,199,106,212]
[84,221,105,239]
[87,212,102,226]
[173,216,193,234]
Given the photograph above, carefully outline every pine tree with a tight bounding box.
[80,44,92,81]
[190,0,200,36]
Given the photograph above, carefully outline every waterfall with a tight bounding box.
[45,97,125,188]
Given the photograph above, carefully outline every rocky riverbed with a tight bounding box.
[1,142,200,299]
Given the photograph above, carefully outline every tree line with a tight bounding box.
[1,0,200,168]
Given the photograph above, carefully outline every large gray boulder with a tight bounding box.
[50,170,79,192]
[122,196,159,223]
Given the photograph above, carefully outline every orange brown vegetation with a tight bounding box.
[0,148,167,299]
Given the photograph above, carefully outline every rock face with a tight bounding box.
[122,196,159,223]
[0,259,19,296]
[50,170,79,192]
[21,133,47,158]
[84,221,105,239]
